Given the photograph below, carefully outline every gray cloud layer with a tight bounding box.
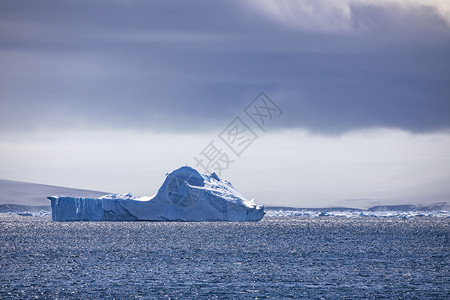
[1,0,449,133]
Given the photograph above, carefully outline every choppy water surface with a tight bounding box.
[1,215,448,299]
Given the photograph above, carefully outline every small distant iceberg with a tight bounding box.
[48,166,264,222]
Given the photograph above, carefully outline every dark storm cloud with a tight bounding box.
[0,0,449,133]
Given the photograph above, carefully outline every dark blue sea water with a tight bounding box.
[1,215,449,299]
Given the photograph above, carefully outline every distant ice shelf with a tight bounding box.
[48,166,264,222]
[264,207,449,219]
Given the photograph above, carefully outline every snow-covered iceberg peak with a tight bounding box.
[48,166,264,222]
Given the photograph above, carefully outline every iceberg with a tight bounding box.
[48,166,264,221]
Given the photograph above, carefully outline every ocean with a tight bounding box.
[1,214,448,299]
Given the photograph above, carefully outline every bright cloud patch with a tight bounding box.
[244,0,450,32]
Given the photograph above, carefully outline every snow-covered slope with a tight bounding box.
[49,166,264,222]
[0,179,108,206]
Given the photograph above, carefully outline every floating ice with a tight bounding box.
[265,207,449,219]
[48,166,264,221]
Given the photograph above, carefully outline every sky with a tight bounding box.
[0,0,449,208]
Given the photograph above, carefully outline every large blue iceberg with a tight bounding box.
[48,166,264,221]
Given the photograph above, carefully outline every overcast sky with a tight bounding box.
[1,0,449,208]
